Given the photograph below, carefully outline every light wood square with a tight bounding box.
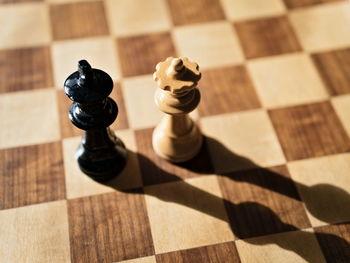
[173,21,244,69]
[287,153,350,227]
[122,75,163,129]
[236,229,326,263]
[47,0,96,3]
[201,110,285,174]
[106,0,171,37]
[0,201,70,263]
[332,94,350,138]
[221,0,286,21]
[0,3,50,49]
[51,37,120,87]
[116,256,156,263]
[0,89,60,149]
[248,53,328,108]
[289,2,350,52]
[63,129,142,199]
[144,176,234,253]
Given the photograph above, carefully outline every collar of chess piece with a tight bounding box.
[154,57,201,96]
[153,57,201,115]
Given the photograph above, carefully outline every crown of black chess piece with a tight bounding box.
[64,60,127,181]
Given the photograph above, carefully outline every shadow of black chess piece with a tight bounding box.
[225,200,350,263]
[179,136,350,227]
[101,148,350,262]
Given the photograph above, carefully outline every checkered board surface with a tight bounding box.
[1,0,350,262]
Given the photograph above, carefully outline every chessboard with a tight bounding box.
[1,0,350,262]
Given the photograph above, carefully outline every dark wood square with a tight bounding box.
[269,101,350,161]
[0,0,42,5]
[156,241,240,263]
[117,32,176,77]
[312,47,350,96]
[198,65,261,117]
[218,166,311,239]
[57,82,128,139]
[0,142,66,210]
[283,0,344,9]
[166,0,225,26]
[135,128,214,186]
[0,46,53,93]
[315,223,350,263]
[68,191,154,263]
[235,16,301,59]
[49,1,109,41]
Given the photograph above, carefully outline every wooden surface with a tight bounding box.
[1,0,350,262]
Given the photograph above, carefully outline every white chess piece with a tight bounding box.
[152,57,202,162]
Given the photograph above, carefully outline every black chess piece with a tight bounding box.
[64,60,127,181]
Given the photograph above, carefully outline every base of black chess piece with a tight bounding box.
[76,128,127,181]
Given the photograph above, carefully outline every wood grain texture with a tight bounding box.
[0,0,41,4]
[315,223,350,262]
[221,0,286,21]
[68,191,154,263]
[49,1,109,40]
[248,53,328,108]
[0,2,51,49]
[57,90,83,139]
[283,0,344,9]
[144,176,234,253]
[288,2,350,52]
[117,32,176,77]
[110,82,129,131]
[121,74,164,129]
[235,229,327,263]
[0,89,60,149]
[0,142,66,210]
[135,128,214,186]
[51,37,120,87]
[198,65,261,117]
[332,95,350,138]
[156,242,241,263]
[0,46,53,93]
[166,0,225,26]
[0,201,71,263]
[312,47,350,96]
[235,16,301,59]
[1,1,350,262]
[287,153,350,227]
[106,0,171,37]
[219,166,311,239]
[173,21,245,69]
[201,110,286,174]
[269,101,350,161]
